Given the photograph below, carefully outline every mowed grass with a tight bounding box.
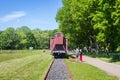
[0,50,53,80]
[0,50,39,62]
[99,57,120,65]
[65,59,118,80]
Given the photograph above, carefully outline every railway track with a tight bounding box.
[44,58,71,80]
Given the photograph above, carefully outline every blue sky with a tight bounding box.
[0,0,62,30]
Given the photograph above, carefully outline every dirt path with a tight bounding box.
[83,56,120,79]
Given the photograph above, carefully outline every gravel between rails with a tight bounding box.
[45,58,70,80]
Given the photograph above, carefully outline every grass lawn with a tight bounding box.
[99,57,120,65]
[0,50,41,62]
[84,53,120,65]
[99,57,112,62]
[0,50,53,80]
[65,59,118,80]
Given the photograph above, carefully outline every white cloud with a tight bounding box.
[0,11,26,22]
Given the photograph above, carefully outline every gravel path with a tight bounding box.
[83,56,120,79]
[46,59,70,80]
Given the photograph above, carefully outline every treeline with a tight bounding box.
[0,26,57,50]
[56,0,120,53]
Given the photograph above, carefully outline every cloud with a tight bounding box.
[0,11,26,22]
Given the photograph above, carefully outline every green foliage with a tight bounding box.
[32,29,58,49]
[56,0,92,48]
[56,0,120,52]
[0,26,58,50]
[111,54,120,62]
[16,26,36,49]
[0,27,19,49]
[116,46,120,52]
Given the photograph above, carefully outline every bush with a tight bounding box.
[116,46,120,52]
[111,54,120,62]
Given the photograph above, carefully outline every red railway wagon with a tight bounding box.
[50,32,68,57]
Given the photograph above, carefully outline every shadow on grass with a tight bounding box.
[110,54,120,62]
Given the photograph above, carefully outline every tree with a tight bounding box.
[56,0,95,48]
[92,0,117,52]
[112,0,120,52]
[16,26,36,49]
[32,29,42,49]
[0,27,19,49]
[32,29,58,49]
[56,0,120,53]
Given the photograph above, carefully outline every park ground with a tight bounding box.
[0,50,119,80]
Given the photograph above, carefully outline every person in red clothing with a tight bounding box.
[79,48,83,62]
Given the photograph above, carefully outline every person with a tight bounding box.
[105,47,109,57]
[75,48,79,62]
[79,48,83,62]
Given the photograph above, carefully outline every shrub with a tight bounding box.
[116,46,120,52]
[111,54,120,62]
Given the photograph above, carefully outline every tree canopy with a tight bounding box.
[0,26,58,50]
[56,0,120,52]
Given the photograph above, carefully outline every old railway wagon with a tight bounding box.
[50,32,68,57]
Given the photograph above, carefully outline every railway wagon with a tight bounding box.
[50,32,68,57]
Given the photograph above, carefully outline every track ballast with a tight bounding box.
[45,58,70,80]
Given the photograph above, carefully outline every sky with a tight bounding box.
[0,0,62,30]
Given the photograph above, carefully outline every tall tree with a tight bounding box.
[56,0,120,52]
[16,26,36,49]
[56,0,95,48]
[0,27,19,49]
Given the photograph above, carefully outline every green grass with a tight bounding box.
[0,50,39,62]
[65,59,118,80]
[99,57,120,65]
[0,50,53,80]
[114,62,120,64]
[84,52,120,64]
[99,57,112,62]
